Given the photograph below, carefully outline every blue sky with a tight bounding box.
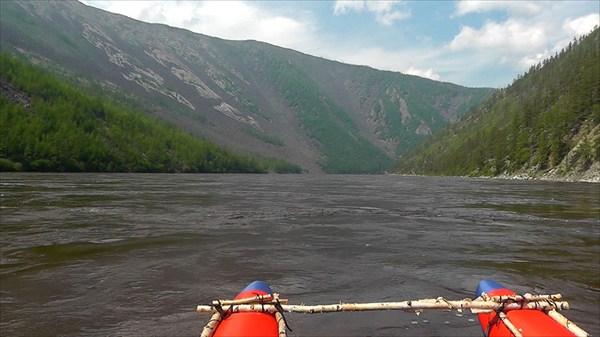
[81,1,599,88]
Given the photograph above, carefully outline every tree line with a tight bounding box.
[394,27,599,177]
[0,53,301,173]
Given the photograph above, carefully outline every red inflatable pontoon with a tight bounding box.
[476,279,576,337]
[212,281,279,337]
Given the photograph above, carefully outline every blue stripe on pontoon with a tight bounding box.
[241,280,273,295]
[476,279,505,297]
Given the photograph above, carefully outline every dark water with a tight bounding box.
[1,173,598,336]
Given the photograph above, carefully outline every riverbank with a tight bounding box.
[495,161,599,183]
[392,162,599,183]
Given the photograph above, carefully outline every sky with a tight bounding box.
[80,1,599,88]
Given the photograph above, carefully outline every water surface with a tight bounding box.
[1,173,598,336]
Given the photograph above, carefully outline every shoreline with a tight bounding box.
[391,172,600,183]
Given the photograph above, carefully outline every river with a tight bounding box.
[1,173,598,336]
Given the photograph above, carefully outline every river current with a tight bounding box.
[1,173,598,336]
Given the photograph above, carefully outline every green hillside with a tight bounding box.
[234,43,394,173]
[0,54,300,173]
[394,28,600,180]
[0,1,493,174]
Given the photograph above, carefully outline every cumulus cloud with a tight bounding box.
[447,1,598,86]
[333,0,410,26]
[82,0,317,50]
[519,51,551,69]
[81,0,148,19]
[333,46,400,70]
[81,0,599,88]
[447,17,552,78]
[327,46,448,82]
[405,67,440,81]
[333,0,365,14]
[563,13,600,37]
[449,19,547,54]
[453,0,542,17]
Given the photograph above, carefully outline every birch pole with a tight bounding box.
[200,312,222,337]
[275,312,287,337]
[197,297,569,315]
[483,293,563,302]
[198,294,587,337]
[546,310,589,337]
[497,312,523,337]
[211,293,281,307]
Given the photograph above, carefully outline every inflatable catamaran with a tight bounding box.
[209,281,279,337]
[475,279,582,337]
[197,280,588,337]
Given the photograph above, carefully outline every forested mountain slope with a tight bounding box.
[0,1,492,173]
[394,28,600,182]
[0,54,300,173]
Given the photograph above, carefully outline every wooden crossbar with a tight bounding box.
[198,294,588,337]
[197,297,569,314]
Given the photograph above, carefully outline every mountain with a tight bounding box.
[0,0,493,174]
[1,53,301,173]
[394,28,600,182]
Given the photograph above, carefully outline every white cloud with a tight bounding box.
[333,0,410,26]
[519,51,551,69]
[449,19,547,54]
[405,67,441,81]
[332,47,397,70]
[325,46,450,82]
[332,47,415,72]
[447,17,553,79]
[82,0,147,19]
[187,1,314,49]
[563,13,600,37]
[377,10,411,26]
[81,0,599,88]
[333,1,365,14]
[448,2,598,81]
[453,1,542,17]
[82,1,317,50]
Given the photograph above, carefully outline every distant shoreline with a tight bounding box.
[390,173,599,183]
